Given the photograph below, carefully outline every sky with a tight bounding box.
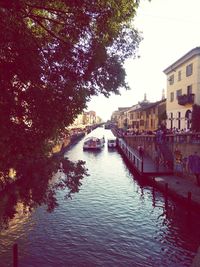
[86,0,200,121]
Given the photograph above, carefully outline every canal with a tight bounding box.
[0,127,200,266]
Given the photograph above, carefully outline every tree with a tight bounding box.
[0,1,142,196]
[158,111,167,126]
[192,104,200,132]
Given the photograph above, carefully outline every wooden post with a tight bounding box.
[164,183,169,210]
[188,191,192,207]
[13,243,18,267]
[141,158,144,173]
[187,191,192,215]
[165,183,168,196]
[152,186,155,208]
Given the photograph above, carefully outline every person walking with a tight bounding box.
[138,145,144,159]
[174,148,183,177]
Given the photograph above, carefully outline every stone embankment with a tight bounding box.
[53,131,85,156]
[117,137,200,209]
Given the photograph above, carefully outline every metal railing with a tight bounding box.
[125,132,200,144]
[118,138,143,173]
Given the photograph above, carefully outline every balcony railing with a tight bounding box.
[178,94,195,105]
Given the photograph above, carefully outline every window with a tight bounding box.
[168,74,174,85]
[178,112,181,129]
[176,89,182,99]
[170,112,173,129]
[186,63,193,76]
[140,120,144,126]
[170,92,174,102]
[178,70,181,81]
[187,85,192,95]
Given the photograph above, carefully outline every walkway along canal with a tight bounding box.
[117,136,200,211]
[0,127,200,266]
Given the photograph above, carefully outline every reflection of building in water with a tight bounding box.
[149,186,200,258]
[0,201,33,266]
[0,168,17,191]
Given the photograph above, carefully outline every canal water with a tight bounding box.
[0,127,200,267]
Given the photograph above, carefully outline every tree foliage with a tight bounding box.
[0,0,141,195]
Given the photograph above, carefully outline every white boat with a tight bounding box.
[107,138,117,148]
[83,136,104,150]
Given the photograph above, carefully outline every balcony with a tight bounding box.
[178,94,195,105]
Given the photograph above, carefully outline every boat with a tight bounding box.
[104,123,111,129]
[107,137,117,148]
[83,136,104,150]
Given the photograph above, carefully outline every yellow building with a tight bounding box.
[72,110,101,127]
[141,99,166,132]
[127,103,141,130]
[111,107,130,129]
[127,99,166,132]
[164,47,200,130]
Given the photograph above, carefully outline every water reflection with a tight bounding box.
[0,128,200,266]
[114,149,200,266]
[0,156,87,231]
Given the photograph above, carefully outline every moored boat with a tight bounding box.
[83,136,104,150]
[107,137,117,148]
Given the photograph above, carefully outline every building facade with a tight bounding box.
[111,97,166,133]
[127,99,166,132]
[72,110,101,128]
[111,107,130,129]
[141,99,166,131]
[127,103,141,130]
[164,47,200,130]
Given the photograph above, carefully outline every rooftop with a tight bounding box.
[163,47,200,74]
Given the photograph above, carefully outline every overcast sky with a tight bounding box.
[86,0,200,121]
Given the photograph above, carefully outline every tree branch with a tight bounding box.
[31,16,68,45]
[28,13,65,26]
[26,3,70,16]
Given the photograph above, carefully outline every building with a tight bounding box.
[73,113,84,126]
[82,111,97,125]
[111,107,130,129]
[111,93,166,133]
[140,99,166,132]
[127,98,166,132]
[127,103,142,130]
[164,47,200,130]
[71,110,101,128]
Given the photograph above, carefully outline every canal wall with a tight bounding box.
[123,133,200,182]
[54,131,85,157]
[124,133,200,159]
[117,138,143,176]
[117,138,200,212]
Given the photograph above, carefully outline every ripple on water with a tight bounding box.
[0,128,200,267]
